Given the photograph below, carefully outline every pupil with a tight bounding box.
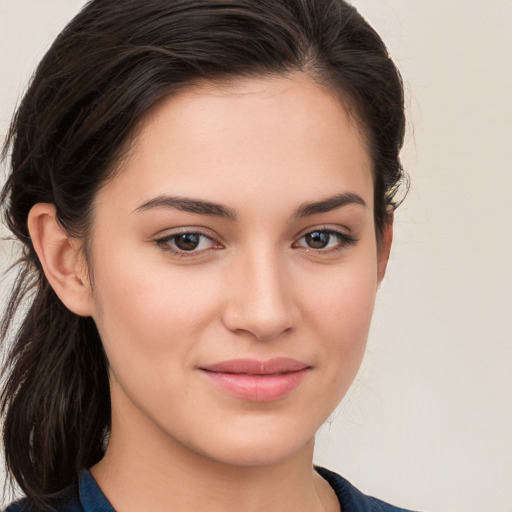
[175,233,200,251]
[306,231,329,249]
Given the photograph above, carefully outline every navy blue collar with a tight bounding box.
[76,467,416,512]
[79,470,115,512]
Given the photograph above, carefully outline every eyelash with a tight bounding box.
[154,230,222,258]
[154,227,358,258]
[292,228,358,253]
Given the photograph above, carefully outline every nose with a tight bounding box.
[221,249,300,341]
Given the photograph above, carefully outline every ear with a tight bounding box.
[377,216,393,285]
[28,203,94,317]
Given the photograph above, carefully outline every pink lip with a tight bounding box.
[199,357,310,402]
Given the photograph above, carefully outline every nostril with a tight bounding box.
[222,304,299,341]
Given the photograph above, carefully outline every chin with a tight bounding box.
[186,420,316,469]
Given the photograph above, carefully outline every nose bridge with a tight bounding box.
[223,245,298,340]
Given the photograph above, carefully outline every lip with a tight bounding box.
[199,357,310,402]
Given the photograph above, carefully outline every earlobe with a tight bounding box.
[377,217,393,285]
[28,203,93,317]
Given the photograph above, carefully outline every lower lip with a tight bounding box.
[200,369,309,402]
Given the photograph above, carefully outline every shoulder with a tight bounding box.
[3,470,113,512]
[315,466,422,512]
[3,481,82,512]
[4,500,81,512]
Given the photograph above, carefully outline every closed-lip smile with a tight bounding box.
[199,357,311,402]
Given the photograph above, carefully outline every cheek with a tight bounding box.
[90,256,223,367]
[90,267,208,419]
[304,254,378,386]
[308,257,378,341]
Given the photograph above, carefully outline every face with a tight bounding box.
[86,74,388,469]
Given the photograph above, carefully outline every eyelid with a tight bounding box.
[293,223,354,240]
[152,224,220,237]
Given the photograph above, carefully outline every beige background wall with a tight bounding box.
[1,1,511,511]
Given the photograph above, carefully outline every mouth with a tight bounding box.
[199,357,311,402]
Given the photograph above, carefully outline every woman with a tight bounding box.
[1,1,415,511]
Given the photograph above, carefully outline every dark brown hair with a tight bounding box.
[1,0,406,509]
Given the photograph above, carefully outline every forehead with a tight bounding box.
[96,74,373,216]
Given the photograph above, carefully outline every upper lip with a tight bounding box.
[200,357,310,375]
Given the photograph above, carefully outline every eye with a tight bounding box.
[155,231,221,255]
[294,228,357,252]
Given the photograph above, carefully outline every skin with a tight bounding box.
[28,73,392,512]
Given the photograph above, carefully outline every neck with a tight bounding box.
[91,419,338,512]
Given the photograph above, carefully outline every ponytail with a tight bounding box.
[1,261,110,508]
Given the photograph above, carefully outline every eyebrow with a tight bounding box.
[134,195,237,220]
[134,192,366,221]
[294,192,366,219]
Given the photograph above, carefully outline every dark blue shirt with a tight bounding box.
[4,467,419,511]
